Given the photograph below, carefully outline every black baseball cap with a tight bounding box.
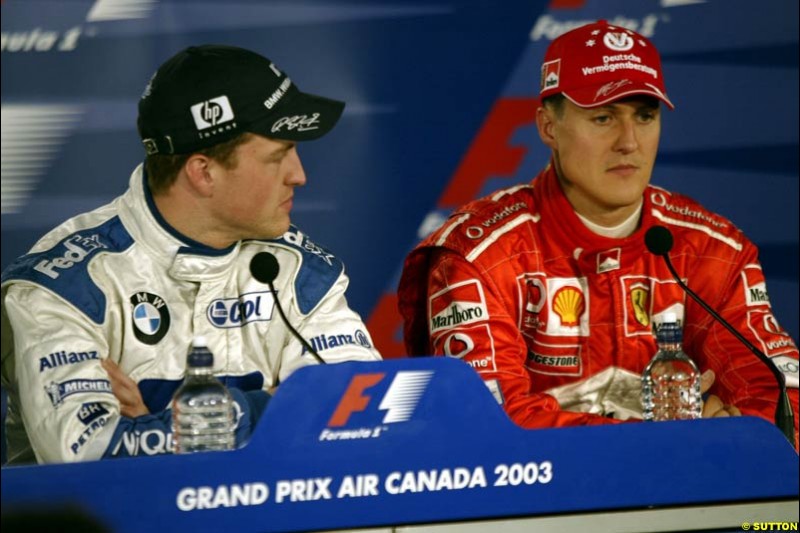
[137,44,345,155]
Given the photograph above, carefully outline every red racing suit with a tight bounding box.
[399,164,799,443]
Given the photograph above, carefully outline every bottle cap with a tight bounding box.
[661,312,677,324]
[193,336,208,348]
[187,336,213,367]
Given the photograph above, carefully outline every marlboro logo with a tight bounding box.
[429,280,489,334]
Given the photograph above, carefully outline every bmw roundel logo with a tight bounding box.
[130,292,170,345]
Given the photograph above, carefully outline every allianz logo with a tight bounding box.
[207,291,275,328]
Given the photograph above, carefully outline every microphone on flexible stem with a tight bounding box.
[249,251,326,365]
[645,225,795,446]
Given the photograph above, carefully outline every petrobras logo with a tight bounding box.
[72,401,111,455]
[190,95,235,131]
[45,379,113,407]
[319,371,433,442]
[207,291,275,328]
[33,233,108,280]
[428,279,489,335]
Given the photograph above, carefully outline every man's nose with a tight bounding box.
[613,119,639,154]
[285,148,307,186]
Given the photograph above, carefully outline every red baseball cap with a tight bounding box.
[540,20,674,109]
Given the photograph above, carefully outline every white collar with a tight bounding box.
[576,202,643,239]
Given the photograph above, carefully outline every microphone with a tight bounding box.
[645,225,795,445]
[249,251,326,365]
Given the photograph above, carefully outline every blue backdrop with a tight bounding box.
[2,0,797,360]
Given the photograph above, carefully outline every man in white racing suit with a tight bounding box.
[1,45,381,464]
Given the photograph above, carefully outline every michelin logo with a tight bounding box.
[45,379,112,407]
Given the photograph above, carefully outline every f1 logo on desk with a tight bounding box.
[319,371,433,441]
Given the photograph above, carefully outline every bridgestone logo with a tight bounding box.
[431,305,483,331]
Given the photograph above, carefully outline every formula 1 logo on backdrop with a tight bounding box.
[319,371,433,442]
[1,0,159,53]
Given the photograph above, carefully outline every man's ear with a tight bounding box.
[536,105,558,150]
[183,154,215,197]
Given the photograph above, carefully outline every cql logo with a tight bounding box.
[207,292,275,329]
[327,371,433,427]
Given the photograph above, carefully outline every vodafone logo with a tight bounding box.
[442,333,474,359]
[320,371,433,441]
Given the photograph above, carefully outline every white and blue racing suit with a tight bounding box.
[1,164,381,464]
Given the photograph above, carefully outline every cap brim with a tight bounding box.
[251,88,345,142]
[563,82,674,110]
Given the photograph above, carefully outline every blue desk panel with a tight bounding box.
[2,358,797,532]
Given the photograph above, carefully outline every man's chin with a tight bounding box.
[263,221,291,240]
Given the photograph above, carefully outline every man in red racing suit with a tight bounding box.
[397,20,799,445]
[399,163,799,442]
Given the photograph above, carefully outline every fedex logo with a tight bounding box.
[320,371,433,440]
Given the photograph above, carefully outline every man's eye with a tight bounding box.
[638,112,657,122]
[593,115,611,124]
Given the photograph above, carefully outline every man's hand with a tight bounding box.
[700,369,742,418]
[101,358,150,418]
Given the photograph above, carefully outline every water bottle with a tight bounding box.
[641,312,702,421]
[172,336,236,453]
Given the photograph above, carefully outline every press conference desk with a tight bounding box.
[2,358,798,533]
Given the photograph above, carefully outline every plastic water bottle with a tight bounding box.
[641,313,702,421]
[172,336,236,453]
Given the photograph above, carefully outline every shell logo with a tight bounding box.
[552,286,585,327]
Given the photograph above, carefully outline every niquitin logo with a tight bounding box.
[319,371,433,441]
